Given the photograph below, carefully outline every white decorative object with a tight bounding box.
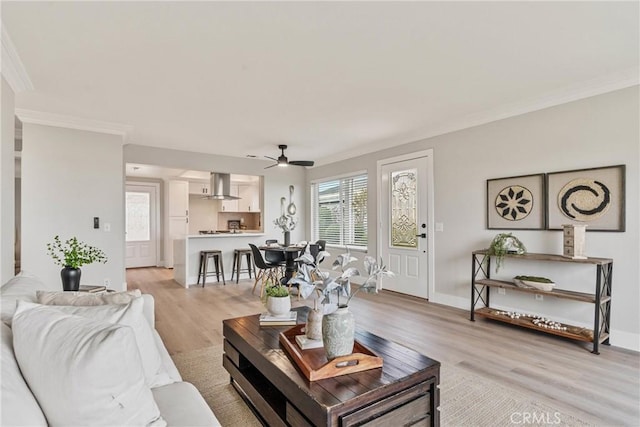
[562,224,587,259]
[513,279,556,292]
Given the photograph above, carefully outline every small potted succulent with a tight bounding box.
[46,235,108,291]
[263,280,291,317]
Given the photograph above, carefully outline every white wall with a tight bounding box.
[124,145,307,246]
[308,87,640,351]
[0,77,16,283]
[21,124,126,290]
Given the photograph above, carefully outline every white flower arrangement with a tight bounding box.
[288,247,394,307]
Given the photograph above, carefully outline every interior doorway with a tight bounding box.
[125,182,160,268]
[378,150,434,299]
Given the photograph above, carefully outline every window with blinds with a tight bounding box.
[311,173,368,249]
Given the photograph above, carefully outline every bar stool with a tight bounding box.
[198,250,225,286]
[231,248,254,283]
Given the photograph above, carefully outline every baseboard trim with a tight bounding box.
[609,330,640,352]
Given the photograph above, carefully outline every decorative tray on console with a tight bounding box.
[279,324,383,381]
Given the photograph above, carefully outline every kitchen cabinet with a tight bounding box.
[220,184,239,212]
[167,180,189,267]
[238,183,260,212]
[221,183,260,212]
[189,181,210,196]
[169,180,189,217]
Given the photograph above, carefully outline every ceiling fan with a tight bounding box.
[264,145,314,169]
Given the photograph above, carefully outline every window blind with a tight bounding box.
[311,173,368,249]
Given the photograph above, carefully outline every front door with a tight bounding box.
[125,184,158,268]
[378,151,434,298]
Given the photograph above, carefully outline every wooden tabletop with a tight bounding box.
[259,244,306,252]
[222,306,441,426]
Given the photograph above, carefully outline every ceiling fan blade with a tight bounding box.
[265,156,277,161]
[264,163,277,169]
[289,160,315,167]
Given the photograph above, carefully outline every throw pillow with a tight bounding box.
[1,272,47,325]
[1,323,48,426]
[12,301,166,426]
[36,289,141,306]
[18,299,173,388]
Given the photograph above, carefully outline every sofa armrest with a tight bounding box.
[141,294,155,327]
[139,293,183,383]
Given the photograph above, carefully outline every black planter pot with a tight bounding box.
[61,267,81,291]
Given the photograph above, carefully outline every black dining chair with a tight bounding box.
[264,239,286,271]
[315,240,327,262]
[249,244,281,297]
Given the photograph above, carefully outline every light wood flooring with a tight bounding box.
[127,267,640,426]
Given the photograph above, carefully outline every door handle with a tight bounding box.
[416,233,426,238]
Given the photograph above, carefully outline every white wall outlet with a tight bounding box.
[435,222,444,232]
[104,278,111,287]
[535,294,543,301]
[103,223,111,232]
[498,288,506,295]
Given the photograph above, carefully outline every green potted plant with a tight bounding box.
[46,235,108,291]
[486,233,526,272]
[263,280,291,317]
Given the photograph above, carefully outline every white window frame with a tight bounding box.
[311,171,368,251]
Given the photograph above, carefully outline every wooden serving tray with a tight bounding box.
[279,324,383,381]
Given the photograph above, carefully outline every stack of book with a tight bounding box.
[295,334,324,350]
[259,311,297,326]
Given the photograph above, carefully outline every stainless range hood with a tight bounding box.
[207,172,240,200]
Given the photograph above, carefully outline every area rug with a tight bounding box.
[171,346,595,427]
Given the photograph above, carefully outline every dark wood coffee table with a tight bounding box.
[223,307,440,426]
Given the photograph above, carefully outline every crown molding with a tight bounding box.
[16,109,133,139]
[1,25,34,92]
[315,68,640,167]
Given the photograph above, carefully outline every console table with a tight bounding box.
[223,307,441,426]
[470,250,613,354]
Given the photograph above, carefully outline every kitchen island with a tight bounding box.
[173,233,266,287]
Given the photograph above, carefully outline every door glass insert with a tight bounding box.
[126,191,150,242]
[391,169,418,248]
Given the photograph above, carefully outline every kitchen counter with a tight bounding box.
[187,232,264,238]
[173,233,267,287]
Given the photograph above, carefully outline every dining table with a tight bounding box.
[258,244,306,285]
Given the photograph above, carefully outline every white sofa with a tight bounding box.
[1,273,220,426]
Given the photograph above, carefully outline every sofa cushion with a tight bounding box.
[0,323,48,426]
[36,289,142,305]
[20,299,174,388]
[152,382,220,427]
[12,301,166,426]
[1,272,46,325]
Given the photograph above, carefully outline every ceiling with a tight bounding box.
[3,2,638,166]
[125,163,259,182]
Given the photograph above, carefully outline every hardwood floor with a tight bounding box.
[127,267,639,426]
